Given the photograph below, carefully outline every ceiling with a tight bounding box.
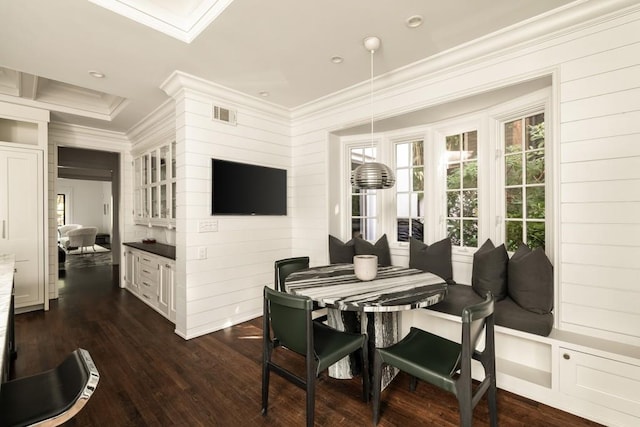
[0,0,579,134]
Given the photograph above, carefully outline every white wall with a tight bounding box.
[152,2,640,345]
[290,2,640,347]
[57,178,111,234]
[161,72,291,338]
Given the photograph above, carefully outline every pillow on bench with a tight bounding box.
[354,234,392,266]
[328,235,355,264]
[472,239,508,301]
[409,237,454,284]
[329,234,392,266]
[508,243,553,314]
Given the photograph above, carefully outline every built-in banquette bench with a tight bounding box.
[329,234,640,425]
[330,234,553,337]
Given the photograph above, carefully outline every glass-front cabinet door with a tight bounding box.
[134,139,176,227]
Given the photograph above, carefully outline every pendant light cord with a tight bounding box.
[370,48,374,156]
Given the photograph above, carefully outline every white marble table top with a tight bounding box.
[285,264,448,312]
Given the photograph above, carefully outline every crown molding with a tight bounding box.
[160,70,291,122]
[291,0,640,122]
[127,97,175,144]
[50,121,130,151]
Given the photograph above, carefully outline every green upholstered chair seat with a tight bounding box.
[377,327,460,393]
[313,321,366,373]
[262,286,368,427]
[373,293,497,426]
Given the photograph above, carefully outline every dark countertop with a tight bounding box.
[123,242,176,260]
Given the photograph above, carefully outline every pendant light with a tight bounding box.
[350,36,396,190]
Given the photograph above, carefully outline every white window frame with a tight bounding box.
[342,136,385,241]
[339,88,553,259]
[488,88,553,257]
[431,116,486,256]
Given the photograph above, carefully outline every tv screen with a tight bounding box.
[212,159,287,215]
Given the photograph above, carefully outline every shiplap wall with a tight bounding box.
[162,73,291,339]
[290,4,640,346]
[558,27,640,344]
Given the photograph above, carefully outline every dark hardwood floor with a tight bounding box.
[12,264,602,426]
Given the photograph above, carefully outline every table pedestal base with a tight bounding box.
[326,309,399,390]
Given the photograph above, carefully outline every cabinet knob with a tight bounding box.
[563,353,570,360]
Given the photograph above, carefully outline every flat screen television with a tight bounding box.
[211,159,287,215]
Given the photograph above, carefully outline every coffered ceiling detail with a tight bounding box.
[87,0,234,43]
[0,67,128,121]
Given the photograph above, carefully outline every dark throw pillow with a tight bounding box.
[508,243,553,314]
[408,237,454,283]
[328,235,355,264]
[472,239,508,300]
[354,234,392,266]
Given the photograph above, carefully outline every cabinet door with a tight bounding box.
[0,148,44,308]
[158,262,173,317]
[560,348,640,418]
[124,249,139,293]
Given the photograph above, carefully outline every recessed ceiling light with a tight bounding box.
[88,70,105,78]
[259,91,269,97]
[406,15,423,28]
[331,56,344,64]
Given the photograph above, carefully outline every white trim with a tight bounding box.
[88,0,234,44]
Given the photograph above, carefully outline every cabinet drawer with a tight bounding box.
[560,348,640,417]
[140,277,158,295]
[139,254,158,268]
[139,289,158,307]
[140,278,158,308]
[139,263,158,282]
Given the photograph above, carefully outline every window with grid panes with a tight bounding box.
[445,131,478,248]
[395,140,424,242]
[56,194,66,226]
[350,146,378,240]
[504,113,545,251]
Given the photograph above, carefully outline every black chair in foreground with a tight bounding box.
[262,286,369,427]
[0,348,100,427]
[372,293,497,427]
[274,256,327,322]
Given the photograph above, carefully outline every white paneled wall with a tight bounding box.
[559,31,640,344]
[162,73,291,338]
[290,4,640,348]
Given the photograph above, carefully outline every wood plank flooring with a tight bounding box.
[11,264,603,426]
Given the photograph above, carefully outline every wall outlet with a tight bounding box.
[197,247,207,260]
[198,219,218,232]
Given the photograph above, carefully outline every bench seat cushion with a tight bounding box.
[426,284,553,336]
[494,297,553,336]
[428,283,484,316]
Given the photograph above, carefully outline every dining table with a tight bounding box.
[284,263,448,389]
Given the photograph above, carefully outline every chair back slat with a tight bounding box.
[274,257,310,291]
[265,287,312,355]
[462,292,495,358]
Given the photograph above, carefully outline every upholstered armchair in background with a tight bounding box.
[66,227,99,254]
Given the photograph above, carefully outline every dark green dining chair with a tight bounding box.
[274,256,326,322]
[262,286,369,427]
[274,256,310,292]
[372,293,497,427]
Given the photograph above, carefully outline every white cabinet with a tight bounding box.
[0,108,47,311]
[410,309,640,426]
[124,246,175,323]
[159,261,174,321]
[133,140,176,227]
[560,347,640,419]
